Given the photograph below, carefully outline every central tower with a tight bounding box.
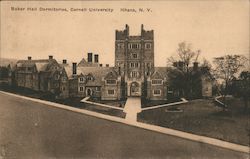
[115,24,154,96]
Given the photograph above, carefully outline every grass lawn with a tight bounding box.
[0,84,126,118]
[138,98,250,146]
[141,97,181,108]
[88,97,127,108]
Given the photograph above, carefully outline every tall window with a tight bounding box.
[131,71,139,78]
[79,86,84,92]
[153,89,161,96]
[108,90,115,95]
[145,43,151,49]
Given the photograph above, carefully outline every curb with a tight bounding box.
[1,91,249,154]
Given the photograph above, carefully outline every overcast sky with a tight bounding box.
[1,1,249,66]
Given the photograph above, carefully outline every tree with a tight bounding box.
[234,71,250,110]
[167,41,202,98]
[213,55,247,108]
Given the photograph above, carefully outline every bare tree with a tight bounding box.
[213,55,247,108]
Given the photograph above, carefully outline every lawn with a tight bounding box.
[141,97,181,108]
[0,84,126,118]
[138,98,250,146]
[88,97,127,108]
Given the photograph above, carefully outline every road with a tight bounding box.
[0,92,248,159]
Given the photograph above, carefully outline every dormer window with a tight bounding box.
[87,76,93,81]
[79,77,85,82]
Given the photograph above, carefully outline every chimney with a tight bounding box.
[99,64,103,67]
[178,61,184,69]
[87,53,93,63]
[125,24,129,36]
[118,66,121,75]
[193,62,198,71]
[106,64,109,67]
[94,54,99,63]
[173,62,177,67]
[141,24,144,35]
[63,59,67,64]
[49,55,53,59]
[28,56,32,60]
[72,63,77,75]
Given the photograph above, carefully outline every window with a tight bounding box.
[145,43,151,49]
[79,86,84,92]
[87,76,93,80]
[129,43,140,49]
[27,67,32,71]
[96,87,101,91]
[130,62,139,68]
[117,43,124,49]
[79,77,85,82]
[106,79,116,85]
[131,71,139,78]
[152,79,163,85]
[153,89,161,96]
[108,90,115,95]
[132,53,138,59]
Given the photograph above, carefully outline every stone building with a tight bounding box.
[115,24,155,98]
[14,56,69,98]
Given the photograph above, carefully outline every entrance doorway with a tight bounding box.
[130,82,140,96]
[86,88,92,96]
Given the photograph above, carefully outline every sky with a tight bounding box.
[1,0,249,66]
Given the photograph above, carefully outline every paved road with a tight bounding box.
[0,92,248,159]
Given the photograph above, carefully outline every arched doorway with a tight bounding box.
[86,88,92,96]
[130,82,140,96]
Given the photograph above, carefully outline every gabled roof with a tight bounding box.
[150,67,168,79]
[77,66,116,86]
[16,59,58,72]
[104,70,119,80]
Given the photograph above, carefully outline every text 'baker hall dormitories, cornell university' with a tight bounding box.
[8,24,213,100]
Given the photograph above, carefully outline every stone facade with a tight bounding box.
[115,24,154,97]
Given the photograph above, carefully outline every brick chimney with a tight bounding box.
[28,56,32,60]
[193,62,199,71]
[49,55,53,59]
[87,53,93,63]
[94,54,99,63]
[62,59,67,64]
[72,63,77,75]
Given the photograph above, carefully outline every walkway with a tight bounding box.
[123,97,142,123]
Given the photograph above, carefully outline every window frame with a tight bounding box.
[151,79,163,85]
[107,89,115,95]
[153,89,161,96]
[106,79,117,85]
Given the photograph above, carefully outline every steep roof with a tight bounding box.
[16,59,58,72]
[151,67,168,78]
[77,67,115,86]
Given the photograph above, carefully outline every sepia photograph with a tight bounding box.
[0,0,249,158]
